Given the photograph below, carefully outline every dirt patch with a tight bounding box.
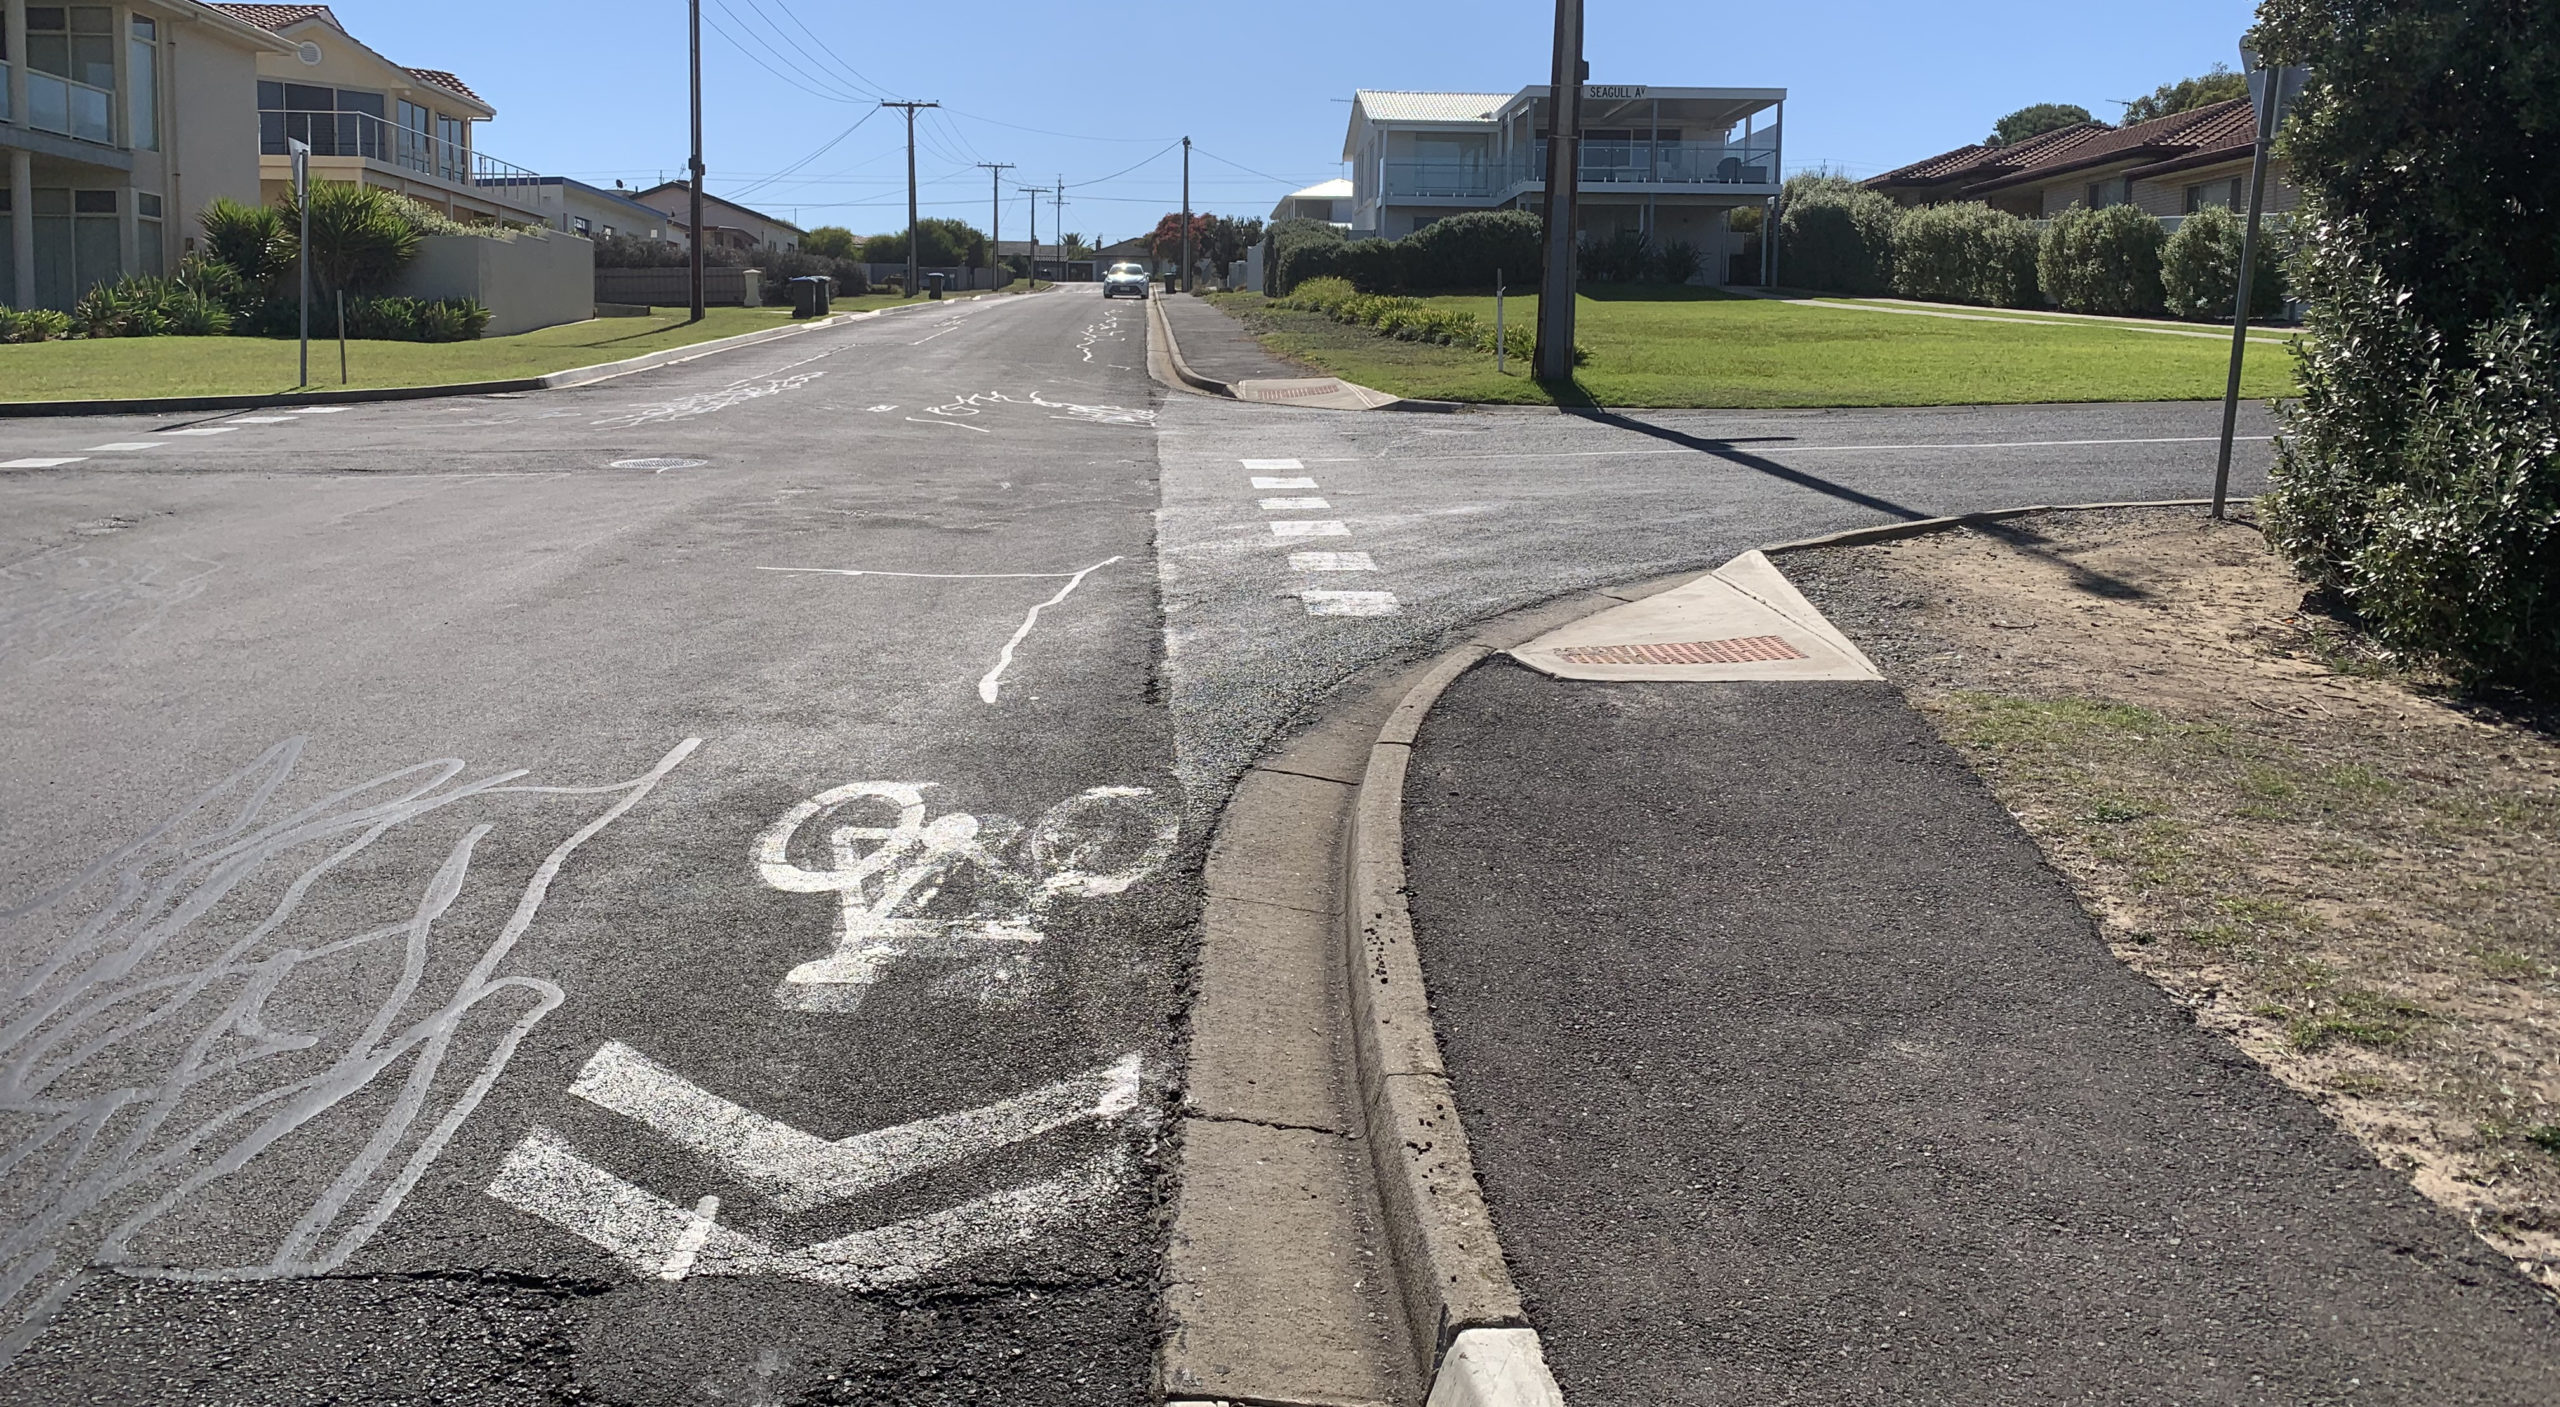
[1786,506,2560,1294]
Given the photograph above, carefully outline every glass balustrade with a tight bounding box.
[23,71,115,144]
[1382,140,1783,199]
[256,108,541,193]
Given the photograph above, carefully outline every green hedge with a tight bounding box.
[1266,218,1347,296]
[2256,0,2560,693]
[1276,275,1546,363]
[1890,203,2040,308]
[2159,204,2286,322]
[2038,205,2167,316]
[1778,177,1897,295]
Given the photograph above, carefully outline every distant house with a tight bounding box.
[1338,84,1785,281]
[509,176,677,244]
[629,183,802,257]
[1270,178,1351,225]
[5,0,295,309]
[210,4,544,225]
[1864,98,2291,220]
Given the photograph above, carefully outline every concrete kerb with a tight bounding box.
[1145,292,1467,414]
[1147,294,1236,398]
[0,293,994,419]
[1321,495,2238,1406]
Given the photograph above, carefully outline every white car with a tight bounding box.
[1101,262,1152,299]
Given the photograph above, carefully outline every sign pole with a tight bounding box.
[2215,49,2307,519]
[290,138,310,388]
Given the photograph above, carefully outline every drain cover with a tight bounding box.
[1552,635,1808,666]
[609,457,707,471]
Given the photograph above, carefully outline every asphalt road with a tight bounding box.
[0,288,2276,1404]
[1405,668,2560,1406]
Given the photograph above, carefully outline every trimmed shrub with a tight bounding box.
[2038,204,2167,316]
[282,181,423,297]
[1266,218,1347,296]
[1778,179,1897,295]
[1890,202,2041,308]
[70,276,230,337]
[0,306,75,342]
[1336,238,1405,293]
[2160,203,2285,322]
[1398,210,1542,291]
[1275,276,1561,365]
[1276,237,1347,295]
[2255,0,2560,694]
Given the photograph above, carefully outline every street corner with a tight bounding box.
[1506,549,1883,683]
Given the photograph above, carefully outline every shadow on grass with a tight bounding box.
[1557,400,1932,522]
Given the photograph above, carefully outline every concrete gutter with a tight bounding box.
[0,293,995,419]
[1144,292,1465,414]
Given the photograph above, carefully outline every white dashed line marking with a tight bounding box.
[1251,476,1318,489]
[1290,552,1376,572]
[226,415,298,424]
[288,406,350,414]
[86,442,162,451]
[1,458,85,469]
[1241,458,1304,471]
[1259,497,1330,511]
[1270,520,1350,539]
[1300,590,1400,617]
[160,427,238,437]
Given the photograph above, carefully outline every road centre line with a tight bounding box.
[758,566,1096,580]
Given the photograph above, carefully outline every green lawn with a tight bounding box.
[1206,286,2302,408]
[0,293,963,403]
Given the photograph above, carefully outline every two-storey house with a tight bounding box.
[1341,83,1785,282]
[3,0,292,309]
[206,5,541,227]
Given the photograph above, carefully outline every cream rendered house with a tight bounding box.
[209,4,541,226]
[3,0,292,309]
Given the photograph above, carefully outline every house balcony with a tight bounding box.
[1381,137,1782,204]
[14,66,117,146]
[258,108,543,222]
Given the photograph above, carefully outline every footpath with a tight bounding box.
[1397,559,2560,1403]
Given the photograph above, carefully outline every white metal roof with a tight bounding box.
[1283,179,1354,201]
[1352,91,1511,124]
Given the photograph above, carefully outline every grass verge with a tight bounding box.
[1785,508,2560,1292]
[1205,285,2300,408]
[0,294,958,403]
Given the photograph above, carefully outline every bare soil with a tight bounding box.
[1786,507,2560,1294]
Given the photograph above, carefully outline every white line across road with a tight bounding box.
[1259,497,1330,510]
[1252,476,1318,489]
[1247,458,1404,618]
[1270,520,1350,539]
[1300,590,1401,617]
[2,458,85,469]
[160,427,239,437]
[1291,552,1376,572]
[87,442,162,451]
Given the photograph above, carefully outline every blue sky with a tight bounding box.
[341,0,2262,242]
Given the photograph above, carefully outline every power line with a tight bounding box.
[717,0,876,104]
[699,5,867,105]
[729,106,883,199]
[941,106,1175,145]
[1189,145,1327,188]
[760,0,894,100]
[1066,139,1184,190]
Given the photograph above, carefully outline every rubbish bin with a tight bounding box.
[927,272,946,300]
[811,275,832,316]
[787,275,828,320]
[1162,272,1178,294]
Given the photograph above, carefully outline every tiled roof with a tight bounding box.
[213,6,485,109]
[1868,98,2260,197]
[404,67,483,103]
[209,3,341,29]
[1353,91,1511,125]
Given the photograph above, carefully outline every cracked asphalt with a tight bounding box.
[1,286,2281,1404]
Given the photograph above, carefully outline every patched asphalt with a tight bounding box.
[0,285,2312,1402]
[1402,662,2560,1405]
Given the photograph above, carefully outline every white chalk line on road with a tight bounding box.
[982,557,1120,704]
[1267,434,2276,467]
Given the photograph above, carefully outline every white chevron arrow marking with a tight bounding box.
[565,1043,1142,1212]
[487,1129,1125,1287]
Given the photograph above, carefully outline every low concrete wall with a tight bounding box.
[856,264,1010,291]
[395,231,598,336]
[593,265,761,309]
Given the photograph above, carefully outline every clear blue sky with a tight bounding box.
[339,0,2262,242]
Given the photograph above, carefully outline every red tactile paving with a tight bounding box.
[1552,636,1808,667]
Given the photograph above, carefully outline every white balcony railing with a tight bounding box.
[26,70,116,145]
[259,108,540,194]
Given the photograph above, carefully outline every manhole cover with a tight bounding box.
[1552,636,1808,666]
[609,457,708,471]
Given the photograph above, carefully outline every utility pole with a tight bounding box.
[289,137,310,386]
[881,100,941,296]
[687,0,705,323]
[1053,176,1065,282]
[1533,0,1586,383]
[978,161,1015,288]
[1180,136,1192,293]
[1018,183,1046,284]
[2215,48,2308,520]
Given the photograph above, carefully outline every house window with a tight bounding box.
[31,187,120,309]
[137,190,163,277]
[128,16,157,150]
[572,216,591,236]
[259,82,387,159]
[437,115,468,181]
[397,99,433,173]
[27,8,116,89]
